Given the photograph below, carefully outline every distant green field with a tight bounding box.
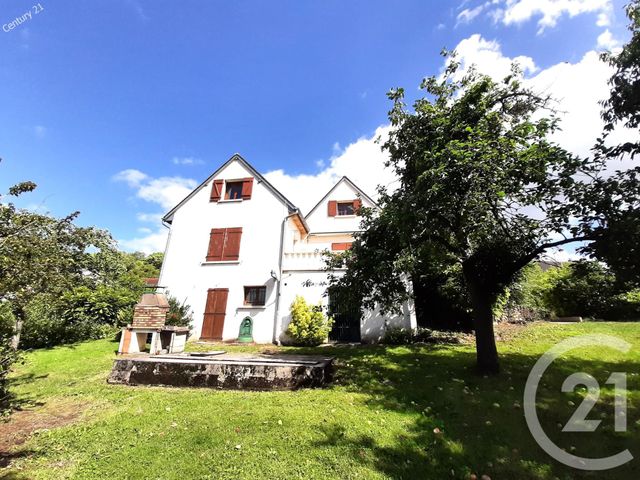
[4,322,640,479]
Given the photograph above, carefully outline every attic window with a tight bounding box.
[337,201,355,216]
[225,181,244,200]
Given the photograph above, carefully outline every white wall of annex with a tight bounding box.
[278,270,416,344]
[159,160,289,343]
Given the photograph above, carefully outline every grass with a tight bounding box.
[2,322,640,479]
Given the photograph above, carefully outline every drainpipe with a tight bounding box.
[272,216,287,345]
[158,219,172,286]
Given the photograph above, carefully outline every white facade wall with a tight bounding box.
[159,161,288,343]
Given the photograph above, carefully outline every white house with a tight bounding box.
[158,154,415,344]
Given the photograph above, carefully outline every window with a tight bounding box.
[244,286,266,306]
[331,242,353,251]
[337,202,355,216]
[328,199,362,217]
[225,181,243,200]
[206,227,243,261]
[210,178,254,202]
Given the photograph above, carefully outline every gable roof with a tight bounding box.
[162,153,300,224]
[305,176,379,218]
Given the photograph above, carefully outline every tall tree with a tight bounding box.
[330,58,639,374]
[598,0,640,161]
[584,1,640,284]
[0,164,115,349]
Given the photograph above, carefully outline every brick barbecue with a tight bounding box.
[118,291,189,355]
[132,293,170,328]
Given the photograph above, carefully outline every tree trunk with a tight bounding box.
[470,293,500,374]
[10,310,24,350]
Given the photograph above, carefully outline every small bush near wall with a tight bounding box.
[382,327,468,345]
[165,295,194,329]
[286,296,334,346]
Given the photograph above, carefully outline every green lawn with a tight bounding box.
[3,322,640,479]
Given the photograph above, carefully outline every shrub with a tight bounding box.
[1,305,21,414]
[382,327,415,345]
[546,260,617,318]
[19,293,120,349]
[19,286,137,349]
[1,338,21,415]
[286,296,333,346]
[0,302,14,339]
[165,295,194,328]
[58,285,137,328]
[382,326,466,345]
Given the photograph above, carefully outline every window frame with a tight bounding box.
[336,201,355,216]
[223,180,244,201]
[243,285,267,307]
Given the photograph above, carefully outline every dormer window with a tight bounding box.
[337,201,355,216]
[210,178,254,202]
[328,199,362,217]
[225,181,243,200]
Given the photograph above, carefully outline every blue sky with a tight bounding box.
[0,0,632,254]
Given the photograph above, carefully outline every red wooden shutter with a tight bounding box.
[223,227,243,261]
[206,228,225,261]
[241,178,254,200]
[331,242,352,251]
[210,180,224,202]
[328,200,337,217]
[353,199,362,214]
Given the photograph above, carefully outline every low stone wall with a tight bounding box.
[107,355,333,390]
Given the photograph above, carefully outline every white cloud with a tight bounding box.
[172,156,204,166]
[264,126,396,214]
[113,168,148,187]
[114,170,197,210]
[485,0,613,32]
[114,170,197,253]
[136,212,164,223]
[596,11,611,26]
[457,5,485,25]
[448,34,538,81]
[596,28,620,50]
[118,228,168,254]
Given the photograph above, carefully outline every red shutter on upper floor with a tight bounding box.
[207,228,225,261]
[353,199,362,214]
[328,200,337,217]
[223,227,243,261]
[210,180,224,202]
[241,178,254,200]
[331,242,353,251]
